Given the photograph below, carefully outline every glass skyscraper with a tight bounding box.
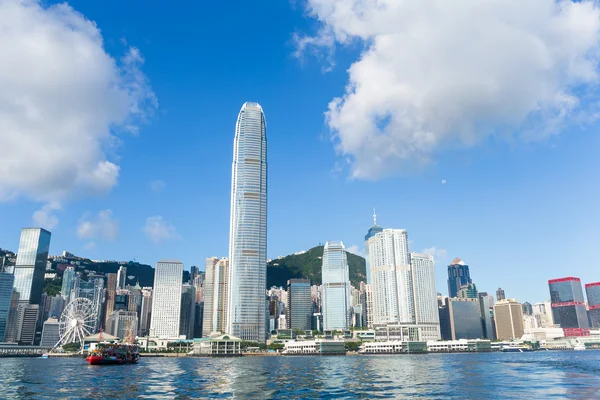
[447,258,471,298]
[321,242,351,331]
[585,282,600,328]
[286,279,312,331]
[0,272,14,341]
[227,102,267,343]
[548,277,589,330]
[12,228,51,306]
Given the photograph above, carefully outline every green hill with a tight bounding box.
[267,245,366,288]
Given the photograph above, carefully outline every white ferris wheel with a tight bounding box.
[54,297,97,351]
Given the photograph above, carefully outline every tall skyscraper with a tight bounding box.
[0,272,14,341]
[585,282,600,328]
[104,272,117,328]
[150,260,183,338]
[61,267,75,299]
[368,229,413,325]
[548,277,589,333]
[203,257,229,336]
[72,275,104,332]
[11,228,51,305]
[364,209,383,285]
[447,258,471,298]
[117,265,127,290]
[321,242,352,331]
[227,102,267,343]
[138,288,153,336]
[494,299,524,340]
[179,284,196,339]
[40,317,60,347]
[496,287,506,301]
[410,253,441,340]
[286,279,312,331]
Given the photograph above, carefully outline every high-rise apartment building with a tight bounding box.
[0,272,14,341]
[227,102,268,343]
[585,282,600,328]
[364,210,383,285]
[548,277,589,332]
[150,260,183,338]
[447,258,471,298]
[494,299,524,340]
[447,298,483,340]
[360,282,374,328]
[203,257,229,336]
[410,253,441,340]
[61,267,75,299]
[286,279,312,331]
[11,228,51,305]
[321,242,351,331]
[369,229,413,325]
[496,287,506,301]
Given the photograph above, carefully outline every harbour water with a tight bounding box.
[1,351,599,399]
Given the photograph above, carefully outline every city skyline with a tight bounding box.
[1,0,599,306]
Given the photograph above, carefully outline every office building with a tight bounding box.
[458,283,478,299]
[103,272,117,327]
[15,304,39,345]
[150,260,183,338]
[494,299,524,340]
[585,282,600,328]
[410,253,441,340]
[40,317,60,347]
[364,210,383,284]
[194,302,204,338]
[360,282,373,328]
[0,272,14,341]
[203,257,229,336]
[522,301,533,316]
[321,242,351,331]
[107,310,138,340]
[227,102,268,343]
[72,275,104,332]
[180,284,196,339]
[496,287,506,301]
[478,292,494,340]
[138,288,153,336]
[61,267,75,299]
[369,229,413,325]
[447,298,483,340]
[11,228,51,306]
[447,258,471,298]
[286,279,312,331]
[548,277,589,331]
[117,265,127,289]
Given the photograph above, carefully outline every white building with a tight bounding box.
[150,260,183,338]
[321,242,351,331]
[227,102,268,343]
[203,257,229,336]
[282,339,346,355]
[410,253,441,340]
[368,229,413,325]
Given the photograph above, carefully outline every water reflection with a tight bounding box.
[1,352,600,399]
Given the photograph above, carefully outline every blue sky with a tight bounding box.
[1,0,599,304]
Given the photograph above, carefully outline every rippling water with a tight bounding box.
[1,351,599,399]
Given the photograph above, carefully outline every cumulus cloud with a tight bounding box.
[422,247,448,261]
[0,0,156,212]
[298,0,600,179]
[143,216,179,244]
[32,202,61,230]
[77,210,119,241]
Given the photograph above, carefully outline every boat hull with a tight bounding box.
[86,355,138,365]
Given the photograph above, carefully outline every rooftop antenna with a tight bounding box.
[373,208,377,226]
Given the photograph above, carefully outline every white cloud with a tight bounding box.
[32,202,61,230]
[143,216,179,244]
[149,180,166,193]
[298,0,600,179]
[422,247,448,261]
[83,241,96,250]
[0,0,156,204]
[77,210,119,241]
[347,244,364,257]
